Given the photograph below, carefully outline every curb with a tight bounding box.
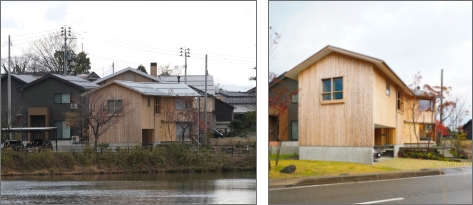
[269,169,443,188]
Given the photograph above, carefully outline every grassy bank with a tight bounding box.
[1,145,256,176]
[269,160,399,178]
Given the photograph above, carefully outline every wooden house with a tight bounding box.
[284,45,436,164]
[83,80,200,146]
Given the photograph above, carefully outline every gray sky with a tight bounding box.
[1,1,256,91]
[269,1,472,125]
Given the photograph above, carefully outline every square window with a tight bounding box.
[321,77,343,101]
[292,94,298,103]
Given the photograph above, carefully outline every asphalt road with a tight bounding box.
[269,167,472,204]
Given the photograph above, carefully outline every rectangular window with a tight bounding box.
[54,121,70,139]
[107,99,123,114]
[386,81,390,96]
[175,98,191,110]
[397,91,404,112]
[54,93,70,104]
[154,97,161,114]
[418,99,432,111]
[176,123,191,141]
[291,94,298,103]
[322,77,343,101]
[291,121,298,140]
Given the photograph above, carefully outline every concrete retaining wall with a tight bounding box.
[299,146,373,164]
[269,141,299,155]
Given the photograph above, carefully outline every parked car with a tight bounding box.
[2,140,25,151]
[26,139,53,150]
[373,147,381,160]
[211,128,224,138]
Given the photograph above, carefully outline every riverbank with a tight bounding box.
[1,145,256,176]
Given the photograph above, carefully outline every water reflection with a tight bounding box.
[1,172,256,204]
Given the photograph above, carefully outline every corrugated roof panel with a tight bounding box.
[114,81,200,97]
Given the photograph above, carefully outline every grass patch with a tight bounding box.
[269,160,399,178]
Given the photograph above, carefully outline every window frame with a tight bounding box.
[397,91,405,113]
[54,120,71,139]
[291,93,298,104]
[175,98,191,110]
[107,99,123,114]
[418,99,433,111]
[386,81,390,96]
[291,121,298,141]
[321,77,344,104]
[154,97,161,114]
[54,93,71,104]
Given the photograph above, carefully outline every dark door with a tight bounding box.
[30,115,46,140]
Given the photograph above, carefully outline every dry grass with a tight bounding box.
[269,160,399,178]
[209,136,256,146]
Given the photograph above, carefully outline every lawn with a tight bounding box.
[269,160,399,178]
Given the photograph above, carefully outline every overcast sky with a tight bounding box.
[1,1,256,91]
[269,1,472,125]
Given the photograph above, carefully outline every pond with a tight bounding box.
[1,172,256,204]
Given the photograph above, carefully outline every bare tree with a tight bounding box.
[29,31,77,74]
[64,91,132,150]
[269,25,282,60]
[158,63,182,76]
[161,95,198,144]
[1,53,37,74]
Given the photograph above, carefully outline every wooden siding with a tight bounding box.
[298,52,374,147]
[141,95,154,129]
[372,66,397,127]
[374,128,395,145]
[90,84,142,144]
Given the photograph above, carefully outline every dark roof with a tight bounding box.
[1,74,39,84]
[222,97,256,104]
[246,87,256,93]
[218,88,256,97]
[1,127,57,132]
[21,74,99,91]
[188,85,235,108]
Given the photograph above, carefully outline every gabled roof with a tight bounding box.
[21,74,99,91]
[94,67,160,84]
[188,85,235,109]
[1,74,39,84]
[285,45,413,95]
[84,80,200,97]
[159,75,215,95]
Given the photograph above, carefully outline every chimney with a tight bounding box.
[150,62,157,77]
[177,76,181,83]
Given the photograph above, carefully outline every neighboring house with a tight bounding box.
[462,119,472,140]
[19,74,98,146]
[159,75,216,95]
[284,45,436,164]
[77,72,101,82]
[218,88,256,121]
[94,65,161,86]
[1,74,39,130]
[83,80,200,146]
[268,72,299,155]
[188,85,235,134]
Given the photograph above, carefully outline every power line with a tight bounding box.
[82,37,179,57]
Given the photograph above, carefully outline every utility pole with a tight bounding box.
[180,47,190,84]
[8,35,11,140]
[204,54,208,144]
[112,62,114,73]
[440,69,444,154]
[61,26,76,75]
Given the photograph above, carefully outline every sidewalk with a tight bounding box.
[269,157,472,189]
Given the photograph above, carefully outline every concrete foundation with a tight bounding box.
[299,146,373,164]
[269,141,299,155]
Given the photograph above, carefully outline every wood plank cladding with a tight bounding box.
[298,52,374,147]
[372,66,397,127]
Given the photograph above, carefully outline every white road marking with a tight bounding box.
[355,197,404,204]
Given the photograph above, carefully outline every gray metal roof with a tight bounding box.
[1,127,57,132]
[222,97,256,104]
[52,74,99,90]
[1,74,38,84]
[114,80,200,97]
[218,88,256,97]
[159,75,215,95]
[94,67,161,84]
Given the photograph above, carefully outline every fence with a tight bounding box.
[1,144,256,156]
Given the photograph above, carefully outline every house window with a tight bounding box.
[418,99,433,111]
[154,97,161,114]
[54,121,70,139]
[292,94,298,103]
[107,99,122,114]
[176,123,191,141]
[322,77,343,101]
[397,91,404,112]
[386,81,390,96]
[175,98,191,110]
[291,121,298,141]
[54,93,70,104]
